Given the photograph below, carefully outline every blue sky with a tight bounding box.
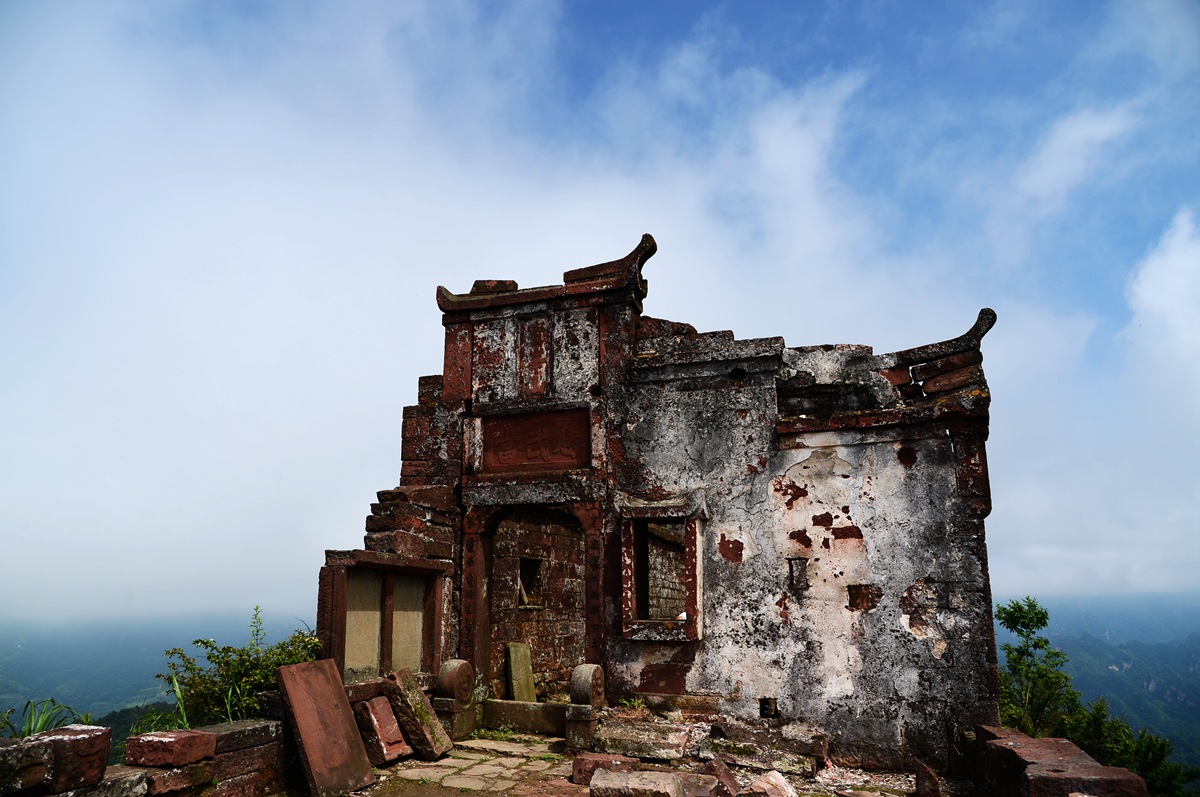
[1,0,1197,621]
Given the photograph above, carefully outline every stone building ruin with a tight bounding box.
[317,234,1001,770]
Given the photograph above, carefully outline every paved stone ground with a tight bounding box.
[360,734,949,796]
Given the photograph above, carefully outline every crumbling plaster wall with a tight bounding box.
[611,333,998,768]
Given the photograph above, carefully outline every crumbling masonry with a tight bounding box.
[317,234,1001,770]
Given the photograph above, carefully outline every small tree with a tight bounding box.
[995,596,1080,736]
[996,597,1199,796]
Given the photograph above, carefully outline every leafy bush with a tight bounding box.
[997,597,1200,796]
[1,698,91,738]
[159,606,321,727]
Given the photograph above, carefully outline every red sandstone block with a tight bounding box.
[127,730,217,767]
[28,724,111,793]
[211,766,286,797]
[0,737,51,793]
[190,720,284,755]
[571,752,637,785]
[695,757,738,797]
[145,760,215,795]
[353,697,414,766]
[1025,762,1147,797]
[878,365,913,386]
[213,741,284,781]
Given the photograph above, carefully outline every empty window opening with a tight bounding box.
[759,697,780,719]
[634,520,687,620]
[518,557,542,607]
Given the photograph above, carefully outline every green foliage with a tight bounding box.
[997,598,1200,796]
[160,607,321,728]
[94,701,175,764]
[996,596,1081,736]
[1,698,90,738]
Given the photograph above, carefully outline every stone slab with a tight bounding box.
[354,696,414,766]
[482,699,566,736]
[695,757,738,797]
[62,765,149,797]
[126,730,217,768]
[213,741,284,781]
[144,761,214,795]
[595,721,691,760]
[387,667,453,760]
[590,769,684,797]
[210,766,285,797]
[277,658,375,797]
[506,642,536,702]
[191,720,284,754]
[675,773,720,797]
[571,752,637,785]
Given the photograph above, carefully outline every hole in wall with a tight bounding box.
[518,558,542,607]
[759,697,779,718]
[590,384,604,397]
[730,367,747,384]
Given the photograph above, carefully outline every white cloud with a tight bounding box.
[1125,207,1200,368]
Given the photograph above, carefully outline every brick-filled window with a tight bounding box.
[621,514,702,641]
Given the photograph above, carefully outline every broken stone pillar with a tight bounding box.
[431,658,477,740]
[566,663,604,750]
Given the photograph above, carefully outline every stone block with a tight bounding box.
[506,642,536,702]
[570,752,637,785]
[739,770,797,797]
[1024,762,1148,796]
[676,773,721,797]
[914,759,941,797]
[595,721,690,760]
[191,721,284,755]
[62,765,149,797]
[353,696,414,766]
[0,737,50,795]
[210,766,286,797]
[386,668,453,760]
[430,698,477,740]
[481,698,567,736]
[564,704,597,751]
[28,724,111,793]
[126,730,217,768]
[277,658,375,797]
[570,664,605,708]
[144,761,214,795]
[590,769,684,797]
[696,757,739,797]
[213,741,284,781]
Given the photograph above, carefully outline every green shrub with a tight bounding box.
[159,606,321,727]
[1,698,91,738]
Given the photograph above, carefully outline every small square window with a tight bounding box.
[621,515,702,641]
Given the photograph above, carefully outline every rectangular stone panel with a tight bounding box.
[277,659,375,797]
[481,409,590,473]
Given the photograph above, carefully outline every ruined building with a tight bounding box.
[317,234,1001,769]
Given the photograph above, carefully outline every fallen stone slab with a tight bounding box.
[696,757,739,797]
[590,768,685,797]
[676,772,721,797]
[387,667,454,760]
[354,696,414,766]
[126,730,216,768]
[739,770,797,797]
[277,658,375,797]
[571,752,638,785]
[506,643,537,702]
